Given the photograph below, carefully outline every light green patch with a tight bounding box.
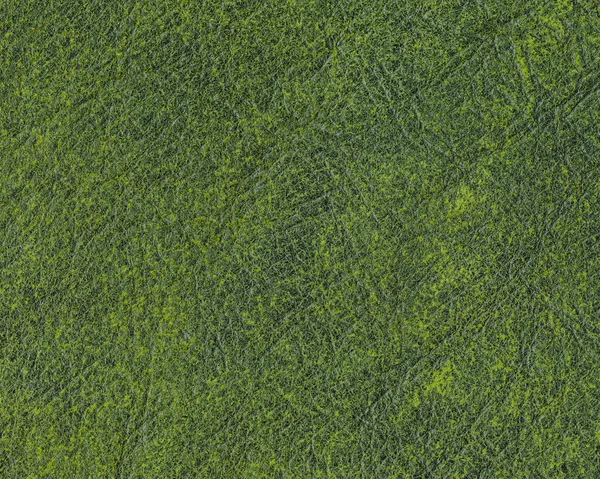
[448,183,476,218]
[515,41,535,116]
[424,360,454,396]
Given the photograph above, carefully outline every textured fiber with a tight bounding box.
[2,1,600,477]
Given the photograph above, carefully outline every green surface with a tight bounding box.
[2,1,600,477]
